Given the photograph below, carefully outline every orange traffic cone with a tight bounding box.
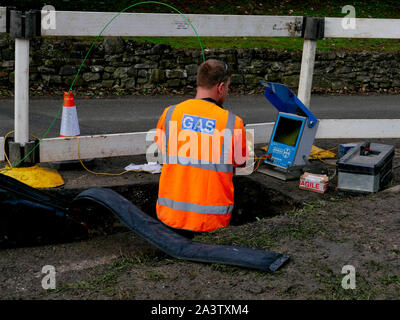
[60,91,80,137]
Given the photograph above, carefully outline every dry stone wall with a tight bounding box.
[1,35,400,93]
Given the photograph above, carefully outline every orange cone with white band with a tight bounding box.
[60,91,80,137]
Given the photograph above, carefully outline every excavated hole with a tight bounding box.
[0,176,299,247]
[67,176,300,236]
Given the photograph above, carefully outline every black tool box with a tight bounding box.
[337,142,394,193]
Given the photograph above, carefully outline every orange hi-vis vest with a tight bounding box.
[155,98,247,232]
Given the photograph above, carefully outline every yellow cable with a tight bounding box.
[2,130,14,168]
[1,131,46,171]
[317,158,338,167]
[1,132,148,176]
[75,136,146,176]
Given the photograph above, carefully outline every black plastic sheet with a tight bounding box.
[0,174,87,247]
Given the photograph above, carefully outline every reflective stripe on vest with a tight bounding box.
[164,104,177,159]
[163,103,236,172]
[158,197,234,215]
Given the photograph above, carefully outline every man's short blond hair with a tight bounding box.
[196,59,231,89]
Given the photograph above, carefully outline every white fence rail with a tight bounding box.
[39,11,400,39]
[42,12,303,37]
[1,119,396,163]
[324,18,400,39]
[38,132,154,162]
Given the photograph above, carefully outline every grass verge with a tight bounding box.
[129,36,400,52]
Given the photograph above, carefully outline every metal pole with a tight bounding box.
[297,39,317,109]
[14,38,30,145]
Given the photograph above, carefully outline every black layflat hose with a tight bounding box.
[73,188,290,271]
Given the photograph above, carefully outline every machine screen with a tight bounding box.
[272,116,303,147]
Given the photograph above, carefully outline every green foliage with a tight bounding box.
[210,263,244,274]
[46,254,162,296]
[8,1,400,51]
[8,0,400,18]
[285,200,327,217]
[379,274,400,286]
[143,270,166,281]
[128,36,400,52]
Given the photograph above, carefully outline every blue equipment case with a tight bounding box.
[260,82,319,174]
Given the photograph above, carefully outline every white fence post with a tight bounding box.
[14,38,30,146]
[297,39,317,109]
[297,17,324,109]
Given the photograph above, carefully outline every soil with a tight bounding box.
[0,138,399,300]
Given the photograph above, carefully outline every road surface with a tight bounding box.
[0,94,399,138]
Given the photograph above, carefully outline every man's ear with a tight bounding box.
[216,82,224,94]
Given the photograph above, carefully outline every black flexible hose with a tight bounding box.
[73,187,290,272]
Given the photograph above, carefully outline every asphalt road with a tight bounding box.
[0,94,399,138]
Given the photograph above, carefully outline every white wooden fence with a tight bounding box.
[1,9,399,162]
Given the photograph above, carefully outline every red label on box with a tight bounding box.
[299,173,328,194]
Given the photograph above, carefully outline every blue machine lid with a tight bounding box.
[260,81,318,128]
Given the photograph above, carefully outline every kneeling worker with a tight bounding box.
[155,59,248,236]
